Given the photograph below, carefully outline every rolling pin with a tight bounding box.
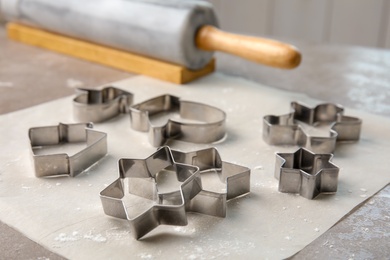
[0,0,301,70]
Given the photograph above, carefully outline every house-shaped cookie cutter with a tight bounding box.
[29,123,107,177]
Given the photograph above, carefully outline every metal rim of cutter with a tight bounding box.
[263,101,362,153]
[275,147,340,199]
[73,86,133,123]
[100,146,202,240]
[171,147,251,218]
[129,94,226,147]
[29,123,107,177]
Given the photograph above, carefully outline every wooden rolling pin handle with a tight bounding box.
[196,25,301,69]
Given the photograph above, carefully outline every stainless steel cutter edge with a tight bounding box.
[100,146,202,240]
[129,94,226,147]
[73,86,133,123]
[275,147,340,199]
[263,101,362,153]
[171,147,251,217]
[29,122,107,177]
[99,146,251,239]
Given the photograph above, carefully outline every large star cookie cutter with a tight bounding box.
[29,123,107,177]
[171,147,250,217]
[73,86,133,122]
[263,102,362,153]
[275,148,339,199]
[100,146,202,240]
[129,94,226,147]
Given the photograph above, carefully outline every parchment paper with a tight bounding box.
[1,74,389,259]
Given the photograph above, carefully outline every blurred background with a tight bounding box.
[208,0,390,49]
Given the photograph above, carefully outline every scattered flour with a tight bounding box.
[21,185,31,190]
[84,231,107,242]
[138,253,153,259]
[54,231,81,242]
[173,226,196,234]
[54,231,106,243]
[66,78,84,88]
[0,82,14,87]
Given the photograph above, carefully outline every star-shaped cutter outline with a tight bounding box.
[100,146,202,240]
[129,94,226,147]
[263,101,362,153]
[275,148,339,199]
[171,147,251,217]
[29,123,107,177]
[73,86,133,123]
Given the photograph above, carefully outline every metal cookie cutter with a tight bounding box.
[263,101,362,153]
[275,148,339,199]
[100,146,202,240]
[130,94,226,147]
[29,123,107,177]
[171,147,250,217]
[73,86,133,122]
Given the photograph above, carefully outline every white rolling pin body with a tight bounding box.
[1,0,218,69]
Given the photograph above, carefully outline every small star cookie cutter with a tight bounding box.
[171,147,251,217]
[29,123,107,177]
[73,86,133,122]
[100,146,202,240]
[275,148,339,199]
[129,94,226,147]
[263,102,362,153]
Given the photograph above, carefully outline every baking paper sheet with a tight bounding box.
[1,74,389,259]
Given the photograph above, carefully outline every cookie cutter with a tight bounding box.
[100,146,202,240]
[275,147,339,199]
[171,147,250,217]
[263,101,362,153]
[129,94,226,147]
[29,123,107,177]
[73,86,133,122]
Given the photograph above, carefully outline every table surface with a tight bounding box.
[1,24,389,259]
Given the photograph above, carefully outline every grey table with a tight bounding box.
[1,24,389,259]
